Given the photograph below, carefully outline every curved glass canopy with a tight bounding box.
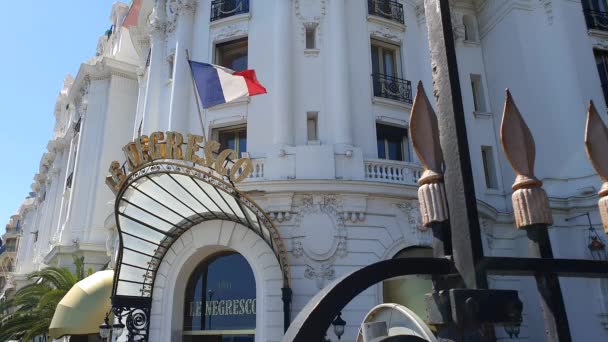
[111,161,290,340]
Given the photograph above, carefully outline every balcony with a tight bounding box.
[372,73,413,104]
[365,159,422,185]
[368,0,404,25]
[210,0,250,22]
[584,10,608,31]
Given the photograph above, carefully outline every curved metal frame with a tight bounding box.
[283,258,456,342]
[111,161,291,341]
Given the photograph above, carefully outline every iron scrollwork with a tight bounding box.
[210,0,250,22]
[368,0,404,25]
[113,298,152,341]
[585,9,608,31]
[372,73,413,104]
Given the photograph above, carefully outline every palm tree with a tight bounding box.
[0,256,88,341]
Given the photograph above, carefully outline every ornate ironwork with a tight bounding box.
[111,161,292,340]
[112,296,151,341]
[368,0,404,24]
[584,9,608,31]
[210,0,249,22]
[372,73,413,104]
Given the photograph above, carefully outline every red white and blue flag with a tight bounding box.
[188,61,267,109]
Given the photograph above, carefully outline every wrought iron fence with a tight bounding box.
[584,9,608,31]
[210,0,250,22]
[368,0,404,24]
[372,73,413,104]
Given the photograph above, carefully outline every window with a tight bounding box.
[583,0,608,12]
[463,15,478,42]
[216,126,247,157]
[215,38,248,72]
[481,146,498,189]
[307,112,318,142]
[371,39,400,77]
[382,247,433,321]
[595,50,608,105]
[376,124,409,161]
[183,252,256,341]
[305,25,317,49]
[167,54,175,80]
[470,74,487,112]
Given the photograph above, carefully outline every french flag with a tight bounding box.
[189,61,267,109]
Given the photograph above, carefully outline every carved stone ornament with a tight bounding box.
[409,82,449,226]
[291,195,347,261]
[585,101,608,233]
[500,90,552,228]
[304,264,335,289]
[212,22,248,43]
[396,201,433,246]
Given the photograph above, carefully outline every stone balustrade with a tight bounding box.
[364,159,422,185]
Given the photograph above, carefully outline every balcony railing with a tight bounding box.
[210,0,250,22]
[372,73,413,104]
[365,159,422,185]
[368,0,404,25]
[584,9,608,31]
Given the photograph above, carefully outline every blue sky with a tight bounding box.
[0,1,119,235]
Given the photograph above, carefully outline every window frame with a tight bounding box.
[213,125,248,157]
[376,123,410,162]
[214,37,249,72]
[481,145,498,190]
[371,38,402,78]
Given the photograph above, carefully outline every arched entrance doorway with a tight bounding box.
[183,252,256,341]
[109,161,291,341]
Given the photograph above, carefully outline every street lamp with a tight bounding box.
[99,315,111,339]
[503,323,520,339]
[112,321,125,338]
[566,212,608,261]
[332,312,346,340]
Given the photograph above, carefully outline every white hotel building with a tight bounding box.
[2,0,608,341]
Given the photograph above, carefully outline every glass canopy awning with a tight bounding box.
[111,161,291,340]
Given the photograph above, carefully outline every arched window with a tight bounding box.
[382,247,433,321]
[183,252,256,341]
[463,15,478,42]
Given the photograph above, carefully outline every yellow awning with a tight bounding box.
[49,270,114,339]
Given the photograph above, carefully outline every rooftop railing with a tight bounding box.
[368,0,404,25]
[210,0,250,22]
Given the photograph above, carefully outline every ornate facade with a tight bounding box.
[3,0,608,341]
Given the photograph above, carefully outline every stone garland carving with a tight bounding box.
[212,22,248,43]
[304,264,335,289]
[166,0,197,33]
[369,24,402,44]
[396,200,433,246]
[295,0,327,21]
[147,8,167,38]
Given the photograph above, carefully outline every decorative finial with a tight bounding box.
[585,101,608,233]
[500,90,552,228]
[410,82,448,225]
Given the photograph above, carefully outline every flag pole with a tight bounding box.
[185,49,207,142]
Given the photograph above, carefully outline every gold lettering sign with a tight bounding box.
[106,131,253,192]
[190,299,257,317]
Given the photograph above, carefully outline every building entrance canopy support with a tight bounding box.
[110,161,291,341]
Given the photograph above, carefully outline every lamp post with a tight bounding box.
[100,312,125,341]
[566,212,608,261]
[331,312,346,340]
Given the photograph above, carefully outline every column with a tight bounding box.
[326,0,352,146]
[273,0,292,145]
[169,1,197,134]
[142,9,166,134]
